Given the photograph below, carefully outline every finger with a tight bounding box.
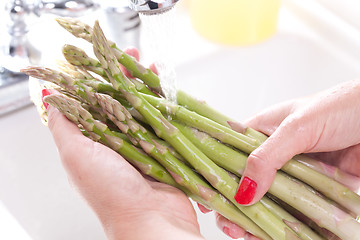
[215,212,246,239]
[235,113,313,205]
[120,47,140,78]
[197,203,212,214]
[149,63,158,75]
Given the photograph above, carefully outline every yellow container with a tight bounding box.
[188,0,281,45]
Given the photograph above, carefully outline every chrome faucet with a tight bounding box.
[0,0,98,115]
[2,0,99,72]
[128,0,179,15]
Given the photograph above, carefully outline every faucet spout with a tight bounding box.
[128,0,179,15]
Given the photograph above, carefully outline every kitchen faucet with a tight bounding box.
[128,0,179,15]
[0,0,99,115]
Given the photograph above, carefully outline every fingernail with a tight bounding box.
[41,89,51,109]
[234,177,257,205]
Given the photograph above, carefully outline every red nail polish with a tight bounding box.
[42,89,51,109]
[234,177,257,205]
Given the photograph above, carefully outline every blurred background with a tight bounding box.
[0,0,360,239]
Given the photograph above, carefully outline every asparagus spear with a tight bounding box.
[260,197,325,240]
[268,195,342,240]
[62,44,107,78]
[176,91,268,142]
[293,154,360,192]
[45,92,271,240]
[22,66,97,106]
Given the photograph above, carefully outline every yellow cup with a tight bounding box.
[188,0,281,45]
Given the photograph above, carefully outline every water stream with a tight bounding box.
[139,9,178,104]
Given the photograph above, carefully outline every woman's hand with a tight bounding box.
[47,105,203,240]
[207,79,360,239]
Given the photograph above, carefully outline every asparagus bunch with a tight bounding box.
[22,18,360,240]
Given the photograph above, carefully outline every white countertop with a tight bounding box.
[1,0,360,239]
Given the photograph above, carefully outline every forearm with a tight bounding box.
[102,212,204,240]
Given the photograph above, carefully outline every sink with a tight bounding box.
[0,1,360,240]
[176,32,360,122]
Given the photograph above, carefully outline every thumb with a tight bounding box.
[234,116,311,206]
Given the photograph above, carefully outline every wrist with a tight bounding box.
[102,211,204,240]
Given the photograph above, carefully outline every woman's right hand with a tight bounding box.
[203,79,360,239]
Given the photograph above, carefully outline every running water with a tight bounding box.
[139,9,178,104]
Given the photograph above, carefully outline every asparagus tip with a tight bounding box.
[21,66,53,81]
[55,17,93,42]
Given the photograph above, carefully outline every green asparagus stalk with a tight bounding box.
[293,154,360,192]
[91,20,303,240]
[268,195,341,240]
[62,44,107,78]
[57,60,96,80]
[260,197,325,240]
[45,92,271,240]
[141,93,262,153]
[22,66,97,106]
[176,91,268,142]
